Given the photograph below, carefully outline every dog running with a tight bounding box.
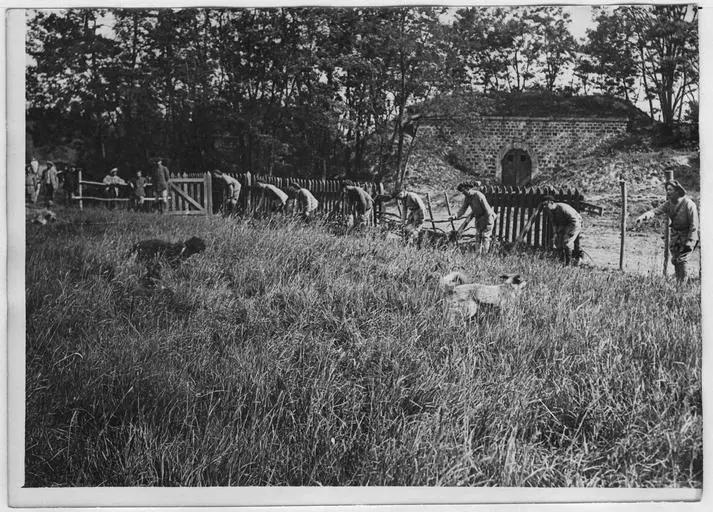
[130,236,206,284]
[440,271,527,323]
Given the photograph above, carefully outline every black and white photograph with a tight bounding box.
[5,0,708,508]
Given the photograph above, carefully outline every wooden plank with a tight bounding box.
[166,177,205,183]
[518,188,526,241]
[169,182,204,212]
[504,189,512,243]
[204,172,213,215]
[533,187,542,248]
[78,168,83,210]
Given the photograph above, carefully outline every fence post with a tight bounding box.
[245,171,252,214]
[78,168,83,210]
[204,172,213,215]
[444,192,456,232]
[663,169,673,276]
[619,179,627,271]
[425,193,437,231]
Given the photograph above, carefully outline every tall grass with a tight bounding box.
[25,208,701,486]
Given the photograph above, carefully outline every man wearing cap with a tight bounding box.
[541,195,582,266]
[152,159,170,213]
[635,179,699,283]
[102,167,128,209]
[394,187,426,243]
[213,170,242,215]
[340,180,374,227]
[285,183,319,220]
[452,181,496,254]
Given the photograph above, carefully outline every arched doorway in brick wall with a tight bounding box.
[496,143,538,186]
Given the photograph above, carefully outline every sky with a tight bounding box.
[564,5,596,40]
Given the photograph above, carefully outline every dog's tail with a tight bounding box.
[440,271,470,293]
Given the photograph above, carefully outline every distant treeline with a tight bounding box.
[26,5,697,180]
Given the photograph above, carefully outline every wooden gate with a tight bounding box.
[167,172,213,215]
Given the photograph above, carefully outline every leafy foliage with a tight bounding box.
[26,6,698,178]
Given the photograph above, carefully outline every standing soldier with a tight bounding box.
[30,157,41,201]
[286,182,319,220]
[340,180,374,227]
[130,170,148,211]
[25,164,39,204]
[635,179,699,284]
[42,161,59,207]
[213,170,242,215]
[541,195,582,266]
[394,187,426,243]
[452,182,496,254]
[152,159,170,213]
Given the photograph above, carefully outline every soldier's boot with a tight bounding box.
[674,262,689,284]
[563,247,572,266]
[480,238,491,255]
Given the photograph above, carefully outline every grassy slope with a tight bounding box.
[25,209,701,486]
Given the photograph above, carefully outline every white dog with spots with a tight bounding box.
[440,271,527,323]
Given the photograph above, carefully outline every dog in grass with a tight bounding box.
[440,271,527,323]
[129,236,206,285]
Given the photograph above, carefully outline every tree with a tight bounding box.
[581,9,639,103]
[623,5,698,132]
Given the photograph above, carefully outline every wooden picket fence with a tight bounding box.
[223,172,385,223]
[386,185,602,250]
[74,169,386,221]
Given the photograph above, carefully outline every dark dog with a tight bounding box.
[130,236,206,285]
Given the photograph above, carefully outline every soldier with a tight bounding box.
[254,181,288,213]
[25,164,39,204]
[42,161,60,207]
[394,187,426,243]
[635,179,699,284]
[452,181,496,254]
[152,159,170,213]
[541,195,582,266]
[213,170,242,214]
[340,180,374,227]
[286,183,319,219]
[130,170,148,211]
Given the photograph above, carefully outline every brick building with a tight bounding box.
[417,114,629,186]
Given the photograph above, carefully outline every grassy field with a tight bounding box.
[25,208,702,487]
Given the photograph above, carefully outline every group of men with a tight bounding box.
[25,159,66,207]
[395,181,576,260]
[99,159,171,212]
[393,179,698,284]
[29,156,698,283]
[212,172,371,224]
